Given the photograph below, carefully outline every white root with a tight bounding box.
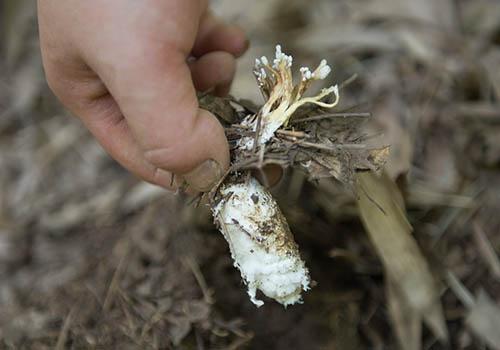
[213,178,310,307]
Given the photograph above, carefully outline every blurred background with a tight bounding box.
[1,0,500,349]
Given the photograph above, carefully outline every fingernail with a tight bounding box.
[243,38,250,51]
[153,168,177,191]
[183,159,223,192]
[237,37,250,58]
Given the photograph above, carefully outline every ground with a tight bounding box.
[1,0,500,349]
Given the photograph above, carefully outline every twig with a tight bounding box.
[103,241,129,311]
[291,112,371,124]
[187,193,203,207]
[207,164,238,204]
[231,124,252,129]
[298,140,366,151]
[258,145,265,168]
[445,271,475,309]
[339,73,358,89]
[55,307,76,350]
[451,103,500,122]
[472,221,500,279]
[183,256,214,304]
[275,129,308,138]
[252,112,263,153]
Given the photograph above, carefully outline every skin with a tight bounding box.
[37,0,248,191]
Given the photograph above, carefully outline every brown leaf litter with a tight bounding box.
[2,0,500,349]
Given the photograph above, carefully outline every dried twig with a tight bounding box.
[297,140,367,151]
[291,112,371,124]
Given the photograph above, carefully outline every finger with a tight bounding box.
[189,51,236,96]
[44,69,179,190]
[192,11,248,58]
[39,0,227,192]
[46,74,178,190]
[38,11,178,190]
[84,97,183,190]
[93,44,229,191]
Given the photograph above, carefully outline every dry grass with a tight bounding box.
[1,0,500,349]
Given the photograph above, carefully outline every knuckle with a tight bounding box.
[43,69,63,96]
[42,64,77,106]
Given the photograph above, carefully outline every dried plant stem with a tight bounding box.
[292,112,371,124]
[296,140,367,151]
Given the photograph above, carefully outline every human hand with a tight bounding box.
[37,0,247,191]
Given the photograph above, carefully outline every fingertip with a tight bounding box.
[193,13,249,58]
[183,158,224,192]
[142,108,229,176]
[221,23,249,58]
[190,51,236,96]
[197,109,230,172]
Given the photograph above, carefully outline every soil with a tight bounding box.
[1,0,500,349]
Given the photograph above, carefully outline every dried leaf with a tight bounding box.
[472,221,500,280]
[386,277,421,350]
[308,152,350,183]
[357,146,391,172]
[182,300,211,323]
[356,171,448,346]
[168,316,192,346]
[198,93,237,124]
[369,95,413,179]
[305,146,389,187]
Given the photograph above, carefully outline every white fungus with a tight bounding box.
[249,45,339,146]
[214,45,341,307]
[214,178,310,307]
[313,59,331,80]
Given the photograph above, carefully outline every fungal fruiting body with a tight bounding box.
[240,45,339,150]
[213,45,340,307]
[214,178,310,307]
